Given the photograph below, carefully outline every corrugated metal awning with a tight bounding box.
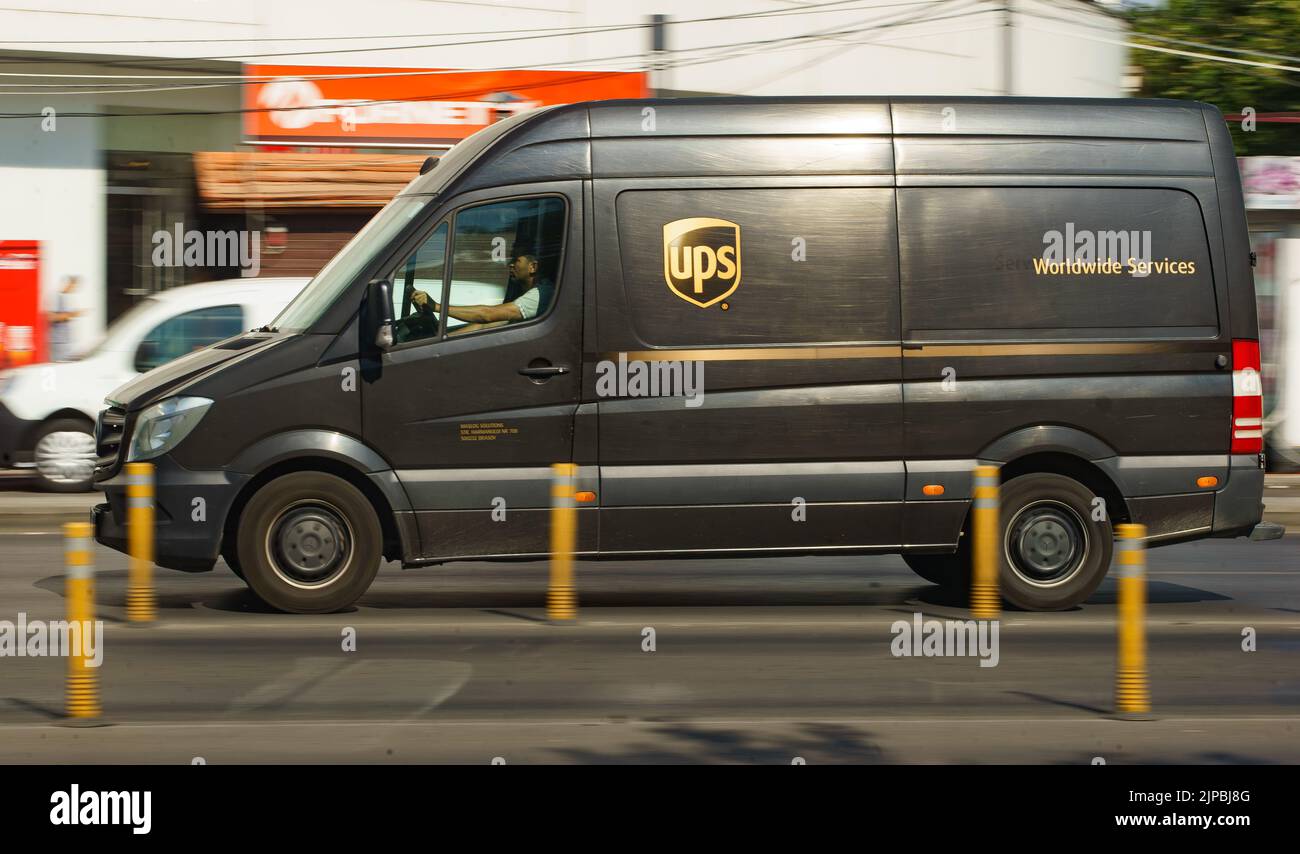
[194,151,430,210]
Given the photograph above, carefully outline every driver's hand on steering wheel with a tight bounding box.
[411,290,440,316]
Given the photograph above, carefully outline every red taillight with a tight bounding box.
[1231,339,1263,454]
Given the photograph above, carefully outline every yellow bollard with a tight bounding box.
[1114,523,1152,717]
[125,462,157,624]
[547,462,578,623]
[63,521,102,723]
[970,464,1001,619]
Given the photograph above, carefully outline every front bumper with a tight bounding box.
[93,454,250,572]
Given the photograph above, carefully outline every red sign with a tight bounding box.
[0,241,44,367]
[244,64,647,147]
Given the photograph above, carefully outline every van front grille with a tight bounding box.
[94,406,126,477]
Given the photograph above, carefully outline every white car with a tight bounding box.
[0,278,308,491]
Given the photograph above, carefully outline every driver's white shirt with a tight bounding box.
[513,287,542,319]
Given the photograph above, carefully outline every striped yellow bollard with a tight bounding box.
[1114,523,1152,716]
[125,462,157,624]
[63,521,102,723]
[970,464,1001,619]
[547,463,578,623]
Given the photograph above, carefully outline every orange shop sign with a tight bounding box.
[243,65,648,147]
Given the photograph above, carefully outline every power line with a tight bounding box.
[0,6,970,108]
[1018,20,1300,76]
[0,0,902,46]
[0,0,941,66]
[0,1,987,98]
[1029,2,1300,67]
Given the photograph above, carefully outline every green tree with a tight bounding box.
[1128,0,1300,155]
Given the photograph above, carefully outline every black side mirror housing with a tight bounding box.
[368,279,395,350]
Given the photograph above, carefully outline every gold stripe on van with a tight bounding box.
[609,346,899,362]
[903,342,1187,357]
[602,342,1187,363]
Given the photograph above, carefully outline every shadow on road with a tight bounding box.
[30,563,1234,614]
[548,721,887,764]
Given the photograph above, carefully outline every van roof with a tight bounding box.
[580,95,1214,140]
[406,95,1226,194]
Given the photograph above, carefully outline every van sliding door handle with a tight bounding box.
[518,365,570,379]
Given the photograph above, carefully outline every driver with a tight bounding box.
[411,252,553,335]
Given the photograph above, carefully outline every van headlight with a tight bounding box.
[127,397,213,462]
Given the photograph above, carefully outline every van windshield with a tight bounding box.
[270,195,429,333]
[269,108,552,333]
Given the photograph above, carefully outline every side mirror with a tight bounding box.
[369,279,395,350]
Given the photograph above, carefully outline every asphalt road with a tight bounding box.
[0,525,1297,763]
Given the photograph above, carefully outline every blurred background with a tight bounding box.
[0,0,1297,458]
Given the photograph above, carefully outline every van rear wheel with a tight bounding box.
[236,472,382,613]
[998,473,1112,611]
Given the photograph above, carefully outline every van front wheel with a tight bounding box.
[237,472,382,613]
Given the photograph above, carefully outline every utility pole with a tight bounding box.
[649,14,668,97]
[1002,1,1014,96]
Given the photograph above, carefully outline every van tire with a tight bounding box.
[998,473,1112,611]
[237,472,382,613]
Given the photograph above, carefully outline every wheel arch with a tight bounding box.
[997,452,1130,526]
[224,457,407,564]
[223,431,413,564]
[977,425,1131,526]
[45,408,95,426]
[25,409,95,449]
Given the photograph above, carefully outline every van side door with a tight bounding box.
[361,182,583,560]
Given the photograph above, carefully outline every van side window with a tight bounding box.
[436,196,566,338]
[614,188,899,346]
[899,187,1218,339]
[134,304,243,372]
[391,220,449,345]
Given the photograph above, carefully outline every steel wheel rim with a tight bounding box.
[1004,499,1090,588]
[265,499,353,589]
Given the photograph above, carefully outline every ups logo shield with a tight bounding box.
[662,217,741,308]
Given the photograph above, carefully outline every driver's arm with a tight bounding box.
[411,290,521,323]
